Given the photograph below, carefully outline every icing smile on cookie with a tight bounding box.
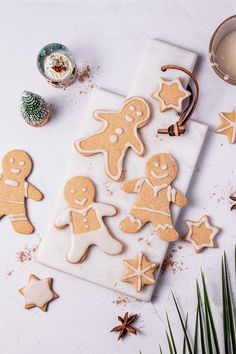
[75,198,87,206]
[150,170,169,179]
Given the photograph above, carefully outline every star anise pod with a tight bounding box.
[230,195,236,210]
[110,312,138,340]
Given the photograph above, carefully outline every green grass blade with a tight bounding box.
[197,281,206,354]
[193,299,199,354]
[182,314,188,354]
[223,252,236,353]
[172,292,193,354]
[201,272,220,354]
[166,331,174,354]
[222,257,230,353]
[166,313,178,354]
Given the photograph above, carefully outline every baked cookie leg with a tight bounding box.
[67,234,90,264]
[119,212,145,233]
[153,216,179,242]
[9,212,34,234]
[106,149,125,181]
[74,134,104,155]
[94,228,123,255]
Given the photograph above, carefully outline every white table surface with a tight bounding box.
[0,1,235,353]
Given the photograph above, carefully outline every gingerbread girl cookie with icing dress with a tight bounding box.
[74,97,151,181]
[54,176,123,263]
[119,153,187,242]
[0,150,43,234]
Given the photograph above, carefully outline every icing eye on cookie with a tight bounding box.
[161,164,168,171]
[154,162,159,168]
[19,160,26,166]
[9,158,14,164]
[70,189,76,194]
[81,187,88,192]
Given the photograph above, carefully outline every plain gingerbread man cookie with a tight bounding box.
[74,97,151,182]
[119,153,187,242]
[54,176,123,263]
[0,150,43,234]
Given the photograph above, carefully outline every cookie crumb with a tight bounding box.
[16,244,39,264]
[78,65,91,83]
[4,270,14,278]
[113,295,131,306]
[105,182,114,195]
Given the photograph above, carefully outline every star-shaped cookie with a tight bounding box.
[216,109,236,144]
[183,215,220,253]
[18,274,59,311]
[122,253,159,292]
[152,78,191,113]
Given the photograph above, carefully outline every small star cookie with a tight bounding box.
[216,109,236,144]
[122,253,159,292]
[18,274,59,311]
[152,78,191,113]
[183,215,220,253]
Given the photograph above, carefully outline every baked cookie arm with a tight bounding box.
[174,190,187,207]
[74,133,105,155]
[27,183,43,201]
[130,133,145,155]
[54,209,71,229]
[121,179,141,193]
[96,203,116,217]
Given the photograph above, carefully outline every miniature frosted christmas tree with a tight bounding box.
[20,91,50,127]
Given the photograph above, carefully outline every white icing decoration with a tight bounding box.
[127,214,142,227]
[217,114,236,144]
[115,128,124,135]
[154,162,159,168]
[109,134,118,143]
[75,198,87,206]
[4,179,19,187]
[133,205,170,216]
[136,111,143,117]
[161,164,168,171]
[125,114,134,122]
[22,278,53,308]
[19,161,26,166]
[55,202,122,263]
[75,97,150,181]
[71,189,76,194]
[24,181,29,198]
[123,253,156,292]
[154,223,173,231]
[9,213,27,222]
[129,105,136,111]
[11,168,21,174]
[81,187,87,192]
[151,170,169,179]
[9,158,14,163]
[83,218,88,222]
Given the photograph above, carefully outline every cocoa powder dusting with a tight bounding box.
[78,65,91,83]
[161,246,187,274]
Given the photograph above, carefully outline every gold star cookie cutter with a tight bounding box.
[153,65,199,137]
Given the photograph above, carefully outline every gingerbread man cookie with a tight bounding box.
[119,154,187,242]
[54,176,123,263]
[74,97,151,181]
[0,150,43,234]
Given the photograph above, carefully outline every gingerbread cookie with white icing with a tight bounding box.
[54,176,123,263]
[0,150,43,234]
[119,153,187,242]
[74,97,151,181]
